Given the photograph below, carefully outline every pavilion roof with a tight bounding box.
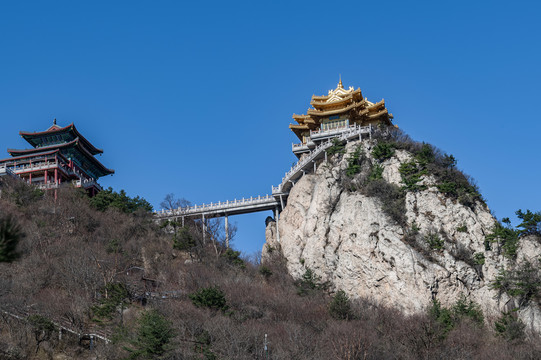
[0,149,64,163]
[8,138,114,178]
[20,123,103,155]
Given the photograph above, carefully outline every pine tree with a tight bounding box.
[0,216,22,263]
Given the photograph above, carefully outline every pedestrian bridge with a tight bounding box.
[154,125,373,221]
[154,125,373,244]
[154,195,280,218]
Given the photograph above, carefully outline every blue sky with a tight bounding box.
[1,1,539,255]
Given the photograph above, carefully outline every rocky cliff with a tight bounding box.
[264,135,541,331]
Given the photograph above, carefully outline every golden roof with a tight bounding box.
[289,80,393,141]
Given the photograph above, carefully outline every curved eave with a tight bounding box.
[289,124,309,140]
[20,123,103,155]
[367,109,390,119]
[307,102,362,117]
[289,124,310,130]
[69,139,114,176]
[292,114,312,125]
[8,138,80,156]
[367,99,386,111]
[9,138,114,177]
[0,149,63,163]
[311,94,330,101]
[310,89,363,108]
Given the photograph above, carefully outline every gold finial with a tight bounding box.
[338,74,343,88]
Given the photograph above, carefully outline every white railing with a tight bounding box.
[156,194,278,217]
[273,124,372,194]
[310,124,370,138]
[37,182,60,190]
[292,142,309,151]
[0,165,16,178]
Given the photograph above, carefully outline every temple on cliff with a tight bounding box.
[0,121,114,196]
[290,79,393,157]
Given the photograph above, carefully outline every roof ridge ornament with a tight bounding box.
[53,118,57,125]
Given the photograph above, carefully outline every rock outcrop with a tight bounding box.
[264,139,541,331]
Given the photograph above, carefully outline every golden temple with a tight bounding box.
[290,79,393,144]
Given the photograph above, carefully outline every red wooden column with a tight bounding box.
[29,173,32,184]
[55,156,58,184]
[44,170,48,184]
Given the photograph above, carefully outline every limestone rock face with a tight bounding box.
[265,140,541,331]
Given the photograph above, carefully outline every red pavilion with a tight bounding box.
[0,120,114,196]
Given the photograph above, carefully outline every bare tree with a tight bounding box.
[160,193,191,211]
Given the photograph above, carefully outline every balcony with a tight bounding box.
[310,124,357,141]
[292,142,310,155]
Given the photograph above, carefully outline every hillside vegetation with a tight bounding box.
[0,171,541,359]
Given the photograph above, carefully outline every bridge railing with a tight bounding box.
[273,125,372,194]
[156,194,277,217]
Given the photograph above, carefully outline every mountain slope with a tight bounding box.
[265,130,541,331]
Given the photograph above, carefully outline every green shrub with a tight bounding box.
[189,286,228,311]
[194,330,216,360]
[429,299,454,335]
[130,309,174,359]
[27,314,56,334]
[90,187,153,213]
[173,226,196,251]
[346,146,364,177]
[485,222,520,260]
[473,252,485,265]
[361,179,406,227]
[368,164,384,181]
[10,182,44,207]
[425,232,444,250]
[372,127,484,208]
[452,294,484,325]
[437,181,458,197]
[399,161,425,192]
[258,265,272,278]
[372,142,395,162]
[0,216,23,263]
[329,290,353,320]
[222,248,245,268]
[456,224,468,233]
[27,314,56,351]
[491,262,541,307]
[494,311,526,341]
[327,138,345,156]
[92,283,130,320]
[296,268,325,296]
[429,295,484,338]
[440,154,457,169]
[415,143,435,166]
[515,209,541,237]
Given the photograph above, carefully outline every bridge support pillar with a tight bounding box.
[225,214,229,248]
[324,151,328,162]
[202,214,206,244]
[182,217,184,227]
[275,206,280,243]
[313,160,316,173]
